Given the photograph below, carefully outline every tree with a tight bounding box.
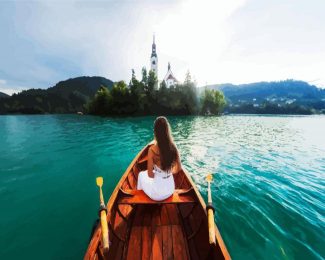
[87,85,112,115]
[141,67,148,91]
[129,69,136,90]
[160,80,167,90]
[201,89,226,115]
[129,69,144,113]
[147,70,158,109]
[184,70,192,85]
[157,80,168,110]
[148,70,158,93]
[214,89,226,113]
[180,72,199,114]
[110,81,135,115]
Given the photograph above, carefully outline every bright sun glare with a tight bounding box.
[154,0,246,84]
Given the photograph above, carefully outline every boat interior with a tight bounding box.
[86,145,227,260]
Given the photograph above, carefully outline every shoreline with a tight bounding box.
[1,113,324,117]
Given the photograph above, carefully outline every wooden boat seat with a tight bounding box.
[118,189,195,204]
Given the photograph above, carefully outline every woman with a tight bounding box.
[137,116,182,201]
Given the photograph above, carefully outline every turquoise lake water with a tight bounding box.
[0,115,324,259]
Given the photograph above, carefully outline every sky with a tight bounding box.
[0,0,325,95]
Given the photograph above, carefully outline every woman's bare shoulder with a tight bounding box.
[150,144,159,154]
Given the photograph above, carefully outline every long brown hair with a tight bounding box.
[154,116,178,171]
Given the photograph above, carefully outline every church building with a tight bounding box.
[150,35,178,88]
[163,63,178,88]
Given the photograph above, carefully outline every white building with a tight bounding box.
[163,63,178,88]
[149,35,178,88]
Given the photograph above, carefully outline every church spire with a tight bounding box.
[168,62,171,71]
[150,34,158,79]
[151,34,157,58]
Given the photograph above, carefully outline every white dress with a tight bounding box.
[137,165,175,201]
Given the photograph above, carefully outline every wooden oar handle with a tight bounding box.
[100,210,109,251]
[99,188,104,205]
[99,204,109,251]
[207,203,216,245]
[206,177,216,245]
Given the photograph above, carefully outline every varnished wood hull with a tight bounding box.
[85,143,231,260]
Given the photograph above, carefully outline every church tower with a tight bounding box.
[150,35,158,78]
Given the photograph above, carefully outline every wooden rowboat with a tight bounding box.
[85,143,231,260]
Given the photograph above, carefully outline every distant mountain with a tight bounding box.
[48,76,114,98]
[2,77,325,115]
[0,92,10,98]
[202,80,325,114]
[0,76,114,114]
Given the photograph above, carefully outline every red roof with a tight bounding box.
[167,74,177,81]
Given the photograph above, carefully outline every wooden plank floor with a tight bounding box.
[126,204,190,260]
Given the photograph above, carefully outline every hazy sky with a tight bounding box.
[0,0,325,94]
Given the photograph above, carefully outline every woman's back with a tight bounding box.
[150,144,162,167]
[136,117,182,201]
[149,143,181,175]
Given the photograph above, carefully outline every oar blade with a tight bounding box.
[96,177,103,187]
[206,173,213,182]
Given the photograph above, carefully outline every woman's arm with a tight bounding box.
[147,147,154,178]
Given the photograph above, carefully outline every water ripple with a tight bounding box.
[0,115,324,259]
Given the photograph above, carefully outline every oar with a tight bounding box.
[96,177,109,252]
[206,173,216,245]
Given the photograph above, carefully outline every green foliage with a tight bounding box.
[111,81,136,114]
[148,70,158,93]
[0,92,9,98]
[227,102,313,115]
[0,73,223,116]
[160,80,167,90]
[87,85,112,115]
[141,67,148,88]
[87,69,225,116]
[201,89,226,115]
[0,76,114,114]
[87,81,139,115]
[184,70,192,85]
[1,76,324,115]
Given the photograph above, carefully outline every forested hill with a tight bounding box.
[203,80,325,114]
[48,76,114,98]
[0,76,114,114]
[1,77,325,115]
[0,92,9,98]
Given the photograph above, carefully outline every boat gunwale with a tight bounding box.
[181,167,231,260]
[84,143,150,259]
